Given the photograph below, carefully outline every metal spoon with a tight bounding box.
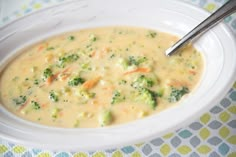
[165,0,236,56]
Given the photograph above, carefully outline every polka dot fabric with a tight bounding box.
[0,0,236,156]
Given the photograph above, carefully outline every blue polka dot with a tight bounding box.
[24,8,32,14]
[218,143,230,156]
[178,130,193,138]
[121,146,135,154]
[32,149,42,155]
[229,91,236,101]
[55,152,70,157]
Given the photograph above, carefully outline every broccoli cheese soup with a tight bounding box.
[0,27,203,128]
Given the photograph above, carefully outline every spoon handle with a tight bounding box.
[165,0,236,56]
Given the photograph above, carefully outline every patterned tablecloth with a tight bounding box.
[0,0,236,156]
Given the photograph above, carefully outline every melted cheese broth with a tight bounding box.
[0,27,203,128]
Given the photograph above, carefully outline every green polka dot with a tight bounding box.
[0,145,8,154]
[233,82,236,89]
[160,144,171,156]
[227,135,236,145]
[219,111,231,122]
[228,152,236,157]
[131,151,141,157]
[205,3,216,12]
[135,143,144,147]
[177,145,192,155]
[12,146,26,154]
[34,3,42,9]
[197,145,211,154]
[112,151,123,157]
[37,152,52,157]
[92,152,106,157]
[199,128,210,140]
[228,105,236,114]
[21,5,27,10]
[73,152,88,157]
[163,133,174,139]
[200,113,211,124]
[219,126,230,138]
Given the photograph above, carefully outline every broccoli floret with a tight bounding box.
[128,56,147,66]
[43,68,53,79]
[131,75,154,88]
[156,88,164,97]
[12,95,27,105]
[49,91,59,102]
[147,31,157,38]
[67,54,79,61]
[118,58,129,69]
[58,54,79,68]
[89,34,97,42]
[138,88,157,109]
[68,77,85,86]
[118,80,127,85]
[76,89,96,99]
[31,101,40,110]
[110,54,116,58]
[51,108,61,118]
[98,109,113,126]
[168,86,189,103]
[75,89,96,104]
[34,79,40,85]
[81,63,91,71]
[68,36,75,41]
[111,90,125,104]
[118,56,148,70]
[46,47,55,50]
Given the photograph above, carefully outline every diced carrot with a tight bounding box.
[59,68,71,80]
[37,43,49,52]
[124,68,150,75]
[45,68,70,85]
[37,45,44,52]
[45,76,54,85]
[45,74,58,85]
[59,111,63,117]
[103,47,111,53]
[90,51,96,57]
[41,103,48,108]
[18,101,29,111]
[82,77,101,90]
[60,73,70,81]
[189,70,196,75]
[64,67,71,73]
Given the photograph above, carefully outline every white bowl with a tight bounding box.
[0,0,236,151]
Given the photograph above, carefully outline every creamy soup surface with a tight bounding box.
[0,27,203,128]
